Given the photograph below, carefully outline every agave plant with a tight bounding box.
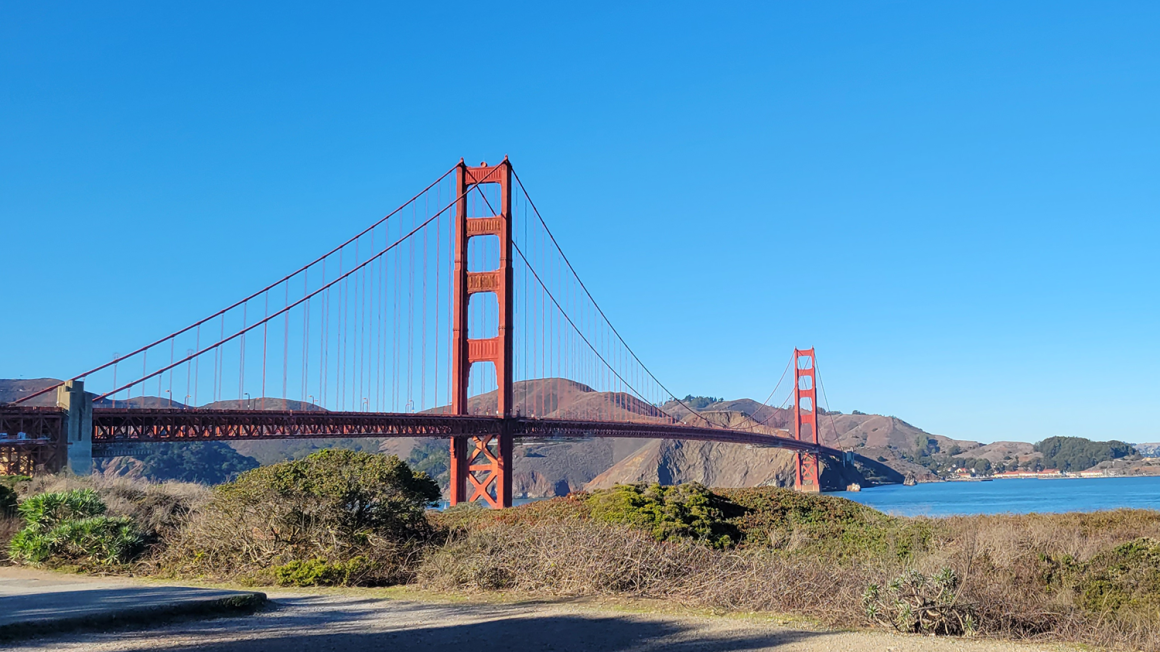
[8,489,143,567]
[17,489,107,531]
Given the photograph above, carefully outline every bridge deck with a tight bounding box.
[86,408,838,455]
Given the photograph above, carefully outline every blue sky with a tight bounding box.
[2,2,1157,443]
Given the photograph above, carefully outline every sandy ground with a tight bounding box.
[6,588,1084,652]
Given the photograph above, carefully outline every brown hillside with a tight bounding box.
[0,378,173,408]
[373,435,649,498]
[664,396,989,482]
[953,441,1041,466]
[586,439,795,489]
[0,378,69,406]
[587,410,871,491]
[663,398,794,429]
[430,378,671,423]
[203,398,326,411]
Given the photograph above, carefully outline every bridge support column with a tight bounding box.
[449,158,514,509]
[793,348,821,493]
[56,380,93,476]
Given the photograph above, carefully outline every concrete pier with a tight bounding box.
[55,380,93,475]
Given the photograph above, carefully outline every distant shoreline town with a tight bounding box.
[947,468,1157,481]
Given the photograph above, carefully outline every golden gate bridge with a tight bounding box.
[1,159,843,507]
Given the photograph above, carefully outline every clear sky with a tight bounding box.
[2,2,1157,444]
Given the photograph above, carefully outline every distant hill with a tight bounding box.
[203,398,325,411]
[0,378,75,406]
[952,441,1042,467]
[426,378,670,422]
[0,378,145,407]
[1135,443,1160,457]
[0,376,980,491]
[0,378,317,411]
[586,408,901,491]
[660,397,989,483]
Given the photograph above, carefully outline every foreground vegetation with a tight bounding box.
[3,452,1159,651]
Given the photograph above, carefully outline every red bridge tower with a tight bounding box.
[449,158,515,508]
[794,348,821,493]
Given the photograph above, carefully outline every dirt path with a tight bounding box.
[8,589,1082,652]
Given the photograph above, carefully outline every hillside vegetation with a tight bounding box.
[1035,436,1135,471]
[98,441,259,484]
[4,453,1159,650]
[425,485,1160,649]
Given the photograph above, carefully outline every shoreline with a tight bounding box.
[930,472,1160,483]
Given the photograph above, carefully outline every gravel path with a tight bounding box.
[8,591,1083,652]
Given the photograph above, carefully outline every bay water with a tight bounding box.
[833,476,1160,516]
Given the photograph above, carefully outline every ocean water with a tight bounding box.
[832,476,1160,516]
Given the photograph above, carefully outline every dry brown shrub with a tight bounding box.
[419,515,881,625]
[420,517,715,595]
[418,507,1160,651]
[0,514,22,563]
[21,474,210,537]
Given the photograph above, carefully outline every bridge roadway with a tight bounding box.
[88,407,840,455]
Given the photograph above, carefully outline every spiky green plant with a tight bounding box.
[8,489,144,567]
[17,488,106,531]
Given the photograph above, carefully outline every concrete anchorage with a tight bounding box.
[56,380,93,475]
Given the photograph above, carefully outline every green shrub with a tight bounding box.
[7,489,144,567]
[0,475,30,492]
[586,483,739,548]
[722,486,939,559]
[158,450,441,585]
[586,484,937,559]
[215,448,441,545]
[274,556,374,587]
[17,488,106,529]
[9,516,144,566]
[1072,537,1160,614]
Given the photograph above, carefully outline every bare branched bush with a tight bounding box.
[20,474,210,536]
[420,517,716,594]
[419,494,1160,651]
